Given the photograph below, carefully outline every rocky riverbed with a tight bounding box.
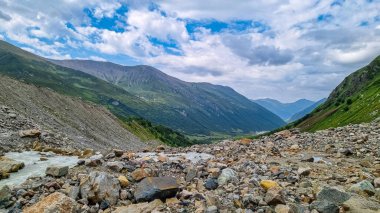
[1,119,380,212]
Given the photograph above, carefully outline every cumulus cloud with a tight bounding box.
[0,0,379,101]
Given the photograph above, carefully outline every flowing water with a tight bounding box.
[0,151,78,188]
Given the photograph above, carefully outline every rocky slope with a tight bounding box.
[51,59,286,134]
[0,75,157,152]
[1,119,380,212]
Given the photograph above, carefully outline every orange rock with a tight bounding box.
[23,192,78,213]
[240,138,252,145]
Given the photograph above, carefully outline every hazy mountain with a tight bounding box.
[288,98,326,122]
[252,98,315,121]
[0,40,285,136]
[294,55,380,131]
[52,59,286,134]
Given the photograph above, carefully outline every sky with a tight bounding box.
[0,0,379,102]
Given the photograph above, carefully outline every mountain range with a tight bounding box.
[0,40,285,137]
[294,55,380,131]
[252,98,324,122]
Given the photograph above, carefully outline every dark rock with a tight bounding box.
[316,186,351,205]
[134,177,179,202]
[45,166,69,177]
[204,178,218,190]
[310,200,339,213]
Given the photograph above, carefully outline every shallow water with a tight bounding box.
[136,152,214,164]
[0,151,78,188]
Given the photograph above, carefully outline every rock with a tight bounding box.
[349,180,376,196]
[265,188,286,206]
[310,200,339,213]
[185,166,197,182]
[80,171,121,205]
[217,168,237,186]
[118,175,129,187]
[342,196,380,213]
[204,178,218,190]
[290,144,300,151]
[166,197,180,205]
[240,138,252,145]
[297,167,311,176]
[45,166,69,177]
[374,178,380,188]
[0,157,25,173]
[63,186,80,200]
[338,148,354,156]
[157,154,168,162]
[113,149,124,157]
[275,204,291,213]
[260,180,280,191]
[19,129,41,138]
[206,205,218,213]
[134,177,179,202]
[23,192,79,213]
[0,185,12,208]
[316,186,351,205]
[106,161,124,172]
[85,154,103,167]
[131,168,152,181]
[81,149,94,158]
[113,199,163,213]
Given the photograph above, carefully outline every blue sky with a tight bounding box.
[0,0,379,102]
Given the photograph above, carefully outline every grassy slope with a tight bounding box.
[0,41,194,146]
[293,56,380,131]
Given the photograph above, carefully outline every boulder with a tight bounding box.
[217,168,237,186]
[310,200,339,213]
[23,192,79,213]
[297,167,311,176]
[113,199,163,213]
[19,129,41,138]
[134,177,179,202]
[80,171,121,205]
[131,168,152,181]
[118,175,129,187]
[106,161,124,172]
[316,186,351,205]
[260,180,280,191]
[84,154,103,167]
[45,166,69,177]
[0,157,25,173]
[342,196,380,213]
[204,178,218,190]
[0,185,12,208]
[265,188,286,206]
[348,180,376,196]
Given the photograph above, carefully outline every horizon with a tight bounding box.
[0,0,379,102]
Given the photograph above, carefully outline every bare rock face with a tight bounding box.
[134,177,179,202]
[23,192,79,213]
[79,171,121,205]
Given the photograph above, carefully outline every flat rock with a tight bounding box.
[23,192,79,213]
[134,177,179,202]
[342,196,380,213]
[45,166,69,177]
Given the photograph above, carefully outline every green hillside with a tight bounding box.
[0,40,194,146]
[293,55,380,131]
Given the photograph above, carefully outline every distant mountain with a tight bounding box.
[252,98,315,121]
[288,98,326,122]
[294,55,380,131]
[0,40,285,136]
[52,59,286,134]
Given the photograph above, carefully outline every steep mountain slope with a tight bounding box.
[252,98,315,121]
[294,56,380,131]
[0,75,155,151]
[288,98,326,122]
[52,59,286,134]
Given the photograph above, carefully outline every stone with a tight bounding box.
[80,171,121,205]
[206,205,218,213]
[113,199,163,213]
[342,196,380,213]
[19,129,41,138]
[157,154,168,162]
[310,200,339,213]
[275,204,291,213]
[134,177,179,202]
[0,185,12,208]
[204,178,218,190]
[131,168,152,181]
[338,148,354,156]
[265,188,286,206]
[63,186,80,200]
[45,166,69,177]
[185,166,197,182]
[260,180,280,191]
[297,167,311,176]
[118,175,129,187]
[217,168,237,186]
[166,197,180,205]
[106,161,124,172]
[316,186,351,205]
[0,157,25,173]
[348,180,376,196]
[374,178,380,188]
[113,149,124,157]
[85,154,103,167]
[240,138,252,145]
[290,144,300,151]
[23,192,79,213]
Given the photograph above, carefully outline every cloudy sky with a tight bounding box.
[0,0,379,102]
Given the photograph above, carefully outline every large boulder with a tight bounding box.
[134,177,179,202]
[316,186,351,205]
[19,129,41,138]
[217,168,237,186]
[23,192,79,213]
[342,196,380,213]
[80,171,121,205]
[0,157,25,173]
[45,166,69,177]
